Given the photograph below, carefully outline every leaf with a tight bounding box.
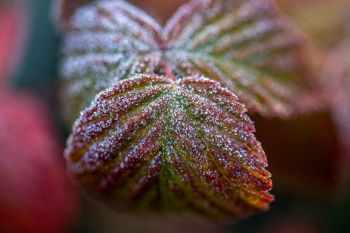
[275,0,350,47]
[0,90,77,233]
[162,0,314,117]
[65,74,273,219]
[59,0,316,124]
[59,0,164,123]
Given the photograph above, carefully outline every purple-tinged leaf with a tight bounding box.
[162,0,315,117]
[59,0,164,123]
[58,0,317,124]
[65,74,273,219]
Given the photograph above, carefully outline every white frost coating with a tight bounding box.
[60,0,311,124]
[63,32,151,53]
[60,0,165,123]
[161,0,308,117]
[100,0,162,33]
[62,54,124,77]
[64,74,272,218]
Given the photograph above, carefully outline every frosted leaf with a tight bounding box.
[163,0,315,117]
[59,0,163,123]
[59,0,316,123]
[65,74,273,219]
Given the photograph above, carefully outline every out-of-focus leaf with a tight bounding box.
[65,74,273,219]
[59,0,163,123]
[0,90,78,233]
[251,36,350,198]
[162,0,316,117]
[58,0,317,124]
[276,0,350,47]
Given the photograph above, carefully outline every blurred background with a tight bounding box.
[0,0,349,232]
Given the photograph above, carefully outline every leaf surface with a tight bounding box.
[65,74,273,219]
[60,0,163,123]
[163,0,314,116]
[59,0,315,123]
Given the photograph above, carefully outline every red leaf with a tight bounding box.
[0,91,77,233]
[65,74,273,219]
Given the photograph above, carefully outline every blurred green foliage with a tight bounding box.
[13,0,59,90]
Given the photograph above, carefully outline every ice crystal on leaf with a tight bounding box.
[59,0,315,123]
[65,74,273,219]
[54,0,324,219]
[162,0,314,117]
[59,0,163,123]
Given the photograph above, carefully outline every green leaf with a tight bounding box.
[65,74,273,219]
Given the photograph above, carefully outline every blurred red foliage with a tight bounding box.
[0,3,78,233]
[276,0,350,47]
[0,90,78,233]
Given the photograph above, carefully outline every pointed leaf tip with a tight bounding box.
[65,74,273,219]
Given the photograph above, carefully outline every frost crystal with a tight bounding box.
[59,0,315,123]
[65,74,273,219]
